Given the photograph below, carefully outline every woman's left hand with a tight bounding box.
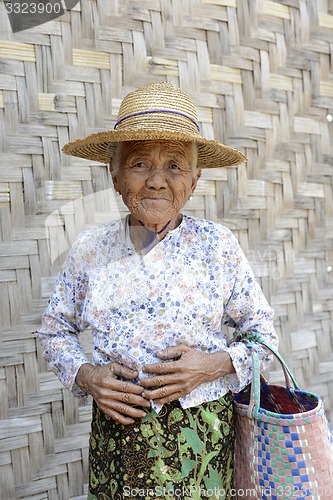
[139,344,235,405]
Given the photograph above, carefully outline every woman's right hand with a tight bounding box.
[75,362,151,425]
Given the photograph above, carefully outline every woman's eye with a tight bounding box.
[169,163,181,171]
[133,162,147,169]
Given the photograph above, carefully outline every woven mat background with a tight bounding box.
[0,0,332,498]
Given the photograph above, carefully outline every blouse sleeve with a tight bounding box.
[37,234,90,397]
[221,230,278,393]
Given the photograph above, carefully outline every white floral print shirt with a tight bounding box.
[38,215,278,412]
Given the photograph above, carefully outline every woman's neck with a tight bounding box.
[128,214,182,253]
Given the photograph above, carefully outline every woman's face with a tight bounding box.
[110,140,201,225]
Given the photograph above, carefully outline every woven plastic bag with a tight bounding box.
[233,338,333,499]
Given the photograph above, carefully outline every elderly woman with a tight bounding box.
[38,82,278,499]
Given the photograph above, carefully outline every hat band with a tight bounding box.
[114,109,201,132]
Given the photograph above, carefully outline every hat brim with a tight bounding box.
[62,129,247,168]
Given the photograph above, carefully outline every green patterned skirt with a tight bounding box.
[88,394,235,500]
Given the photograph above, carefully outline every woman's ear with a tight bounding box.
[191,168,202,193]
[109,159,113,174]
[109,160,120,193]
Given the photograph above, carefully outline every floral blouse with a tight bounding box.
[38,214,278,412]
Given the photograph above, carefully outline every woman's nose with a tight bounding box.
[145,167,168,189]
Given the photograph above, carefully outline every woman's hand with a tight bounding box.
[139,344,235,405]
[76,362,151,425]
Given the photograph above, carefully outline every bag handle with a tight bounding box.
[247,340,301,419]
[230,331,300,419]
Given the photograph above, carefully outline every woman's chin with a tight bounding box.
[131,206,178,226]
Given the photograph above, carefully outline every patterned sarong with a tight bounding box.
[88,393,235,499]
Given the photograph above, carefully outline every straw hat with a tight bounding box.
[62,82,247,168]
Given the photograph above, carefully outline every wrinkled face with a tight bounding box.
[110,140,201,225]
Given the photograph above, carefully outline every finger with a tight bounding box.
[111,362,139,379]
[109,388,151,407]
[101,404,147,425]
[152,393,183,405]
[110,412,135,425]
[142,385,183,403]
[98,395,150,417]
[142,360,180,375]
[157,344,191,360]
[142,383,181,399]
[104,377,147,396]
[139,373,180,388]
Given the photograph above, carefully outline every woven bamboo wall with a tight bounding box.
[0,0,332,498]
